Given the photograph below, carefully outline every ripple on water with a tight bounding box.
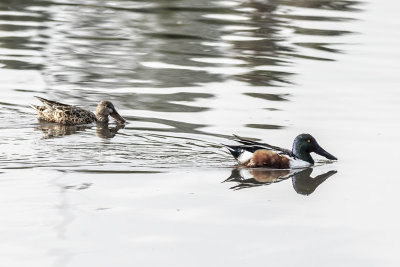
[0,0,361,171]
[0,121,232,171]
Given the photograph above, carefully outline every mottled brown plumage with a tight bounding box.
[32,96,125,125]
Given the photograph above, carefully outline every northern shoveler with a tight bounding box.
[31,96,126,125]
[224,134,337,169]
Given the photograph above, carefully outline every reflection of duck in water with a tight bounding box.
[96,123,125,139]
[224,134,337,168]
[224,168,291,189]
[292,168,337,195]
[31,96,125,125]
[35,123,90,139]
[224,168,337,195]
[35,122,124,139]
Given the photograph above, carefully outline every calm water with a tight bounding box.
[1,0,400,266]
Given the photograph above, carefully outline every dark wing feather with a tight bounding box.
[233,134,295,158]
[223,144,261,155]
[34,96,73,109]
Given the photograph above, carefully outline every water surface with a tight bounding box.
[1,0,399,266]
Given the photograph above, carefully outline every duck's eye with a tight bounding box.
[307,139,311,143]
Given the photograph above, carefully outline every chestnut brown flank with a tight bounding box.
[247,150,290,169]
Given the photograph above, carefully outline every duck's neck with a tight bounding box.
[95,104,109,123]
[96,113,108,123]
[292,143,314,164]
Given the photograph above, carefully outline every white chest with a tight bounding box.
[237,151,254,164]
[289,158,312,168]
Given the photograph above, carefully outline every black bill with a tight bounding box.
[314,145,337,160]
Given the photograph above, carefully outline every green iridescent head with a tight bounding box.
[292,134,337,164]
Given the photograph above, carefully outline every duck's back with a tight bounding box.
[35,105,96,125]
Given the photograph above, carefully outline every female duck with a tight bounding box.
[32,96,126,125]
[225,134,337,169]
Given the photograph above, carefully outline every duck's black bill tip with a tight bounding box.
[315,146,337,161]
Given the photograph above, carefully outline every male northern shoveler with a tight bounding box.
[224,134,337,169]
[31,96,126,125]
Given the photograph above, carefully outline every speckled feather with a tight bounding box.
[32,96,97,125]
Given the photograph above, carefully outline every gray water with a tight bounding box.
[1,0,400,266]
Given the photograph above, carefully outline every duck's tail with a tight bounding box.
[34,96,70,109]
[222,144,258,165]
[222,144,245,160]
[30,104,41,112]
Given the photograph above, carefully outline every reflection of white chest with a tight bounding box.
[289,158,312,168]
